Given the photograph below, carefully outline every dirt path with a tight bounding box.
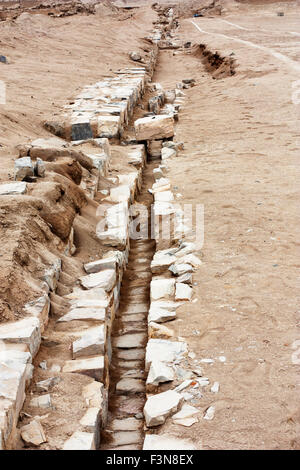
[148,11,300,450]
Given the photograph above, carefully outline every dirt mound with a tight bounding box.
[192,43,237,78]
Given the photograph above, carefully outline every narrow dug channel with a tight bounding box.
[101,163,156,450]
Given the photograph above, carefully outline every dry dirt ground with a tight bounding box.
[0,0,299,450]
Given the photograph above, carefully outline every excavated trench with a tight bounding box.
[100,162,156,450]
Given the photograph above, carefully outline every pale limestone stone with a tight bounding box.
[0,317,41,357]
[177,272,193,284]
[63,431,95,450]
[80,269,116,292]
[82,381,105,408]
[116,378,144,394]
[153,201,175,216]
[58,307,106,323]
[110,417,142,431]
[204,406,215,420]
[79,407,101,433]
[176,253,202,267]
[29,394,52,409]
[68,287,109,309]
[211,382,220,393]
[144,390,183,427]
[150,278,175,301]
[150,177,171,193]
[97,226,127,249]
[84,257,117,274]
[109,431,141,447]
[169,263,193,276]
[122,303,148,315]
[0,363,27,416]
[0,350,31,366]
[172,417,198,427]
[35,158,46,177]
[63,356,104,381]
[35,377,60,392]
[43,259,61,292]
[14,157,34,181]
[175,242,196,257]
[146,360,174,388]
[106,202,128,229]
[145,339,187,370]
[150,253,177,274]
[113,333,146,349]
[154,190,174,202]
[143,434,197,450]
[172,404,200,421]
[24,295,50,330]
[0,182,27,195]
[72,325,106,358]
[148,305,176,323]
[97,115,121,139]
[134,114,174,141]
[175,283,193,301]
[161,147,176,160]
[107,185,131,204]
[20,420,46,446]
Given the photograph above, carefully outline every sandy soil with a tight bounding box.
[148,3,300,450]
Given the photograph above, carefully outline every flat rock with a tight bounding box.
[145,339,187,370]
[80,269,116,292]
[150,278,175,301]
[79,407,101,433]
[134,114,174,141]
[84,257,117,274]
[116,349,145,361]
[110,417,142,431]
[121,303,148,315]
[14,157,34,181]
[169,263,193,276]
[113,333,146,349]
[172,404,200,421]
[29,394,52,409]
[0,182,27,195]
[108,431,142,447]
[148,305,176,323]
[144,390,183,427]
[20,420,46,446]
[35,377,60,392]
[151,253,177,274]
[72,325,106,359]
[82,381,105,408]
[146,360,174,388]
[154,190,174,202]
[58,307,106,323]
[116,378,144,394]
[161,147,176,160]
[0,317,41,357]
[63,431,95,450]
[63,356,104,381]
[143,434,197,450]
[175,283,193,301]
